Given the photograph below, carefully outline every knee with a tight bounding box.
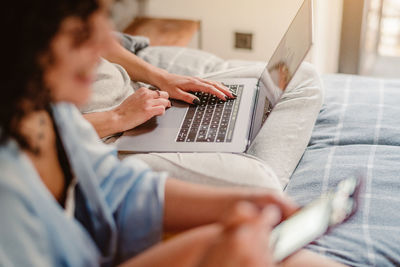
[286,62,324,107]
[298,62,319,79]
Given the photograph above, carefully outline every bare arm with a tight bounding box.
[119,224,222,267]
[83,88,170,138]
[120,201,280,267]
[163,178,297,232]
[119,228,346,267]
[83,109,121,138]
[102,38,168,88]
[120,198,346,267]
[102,39,234,104]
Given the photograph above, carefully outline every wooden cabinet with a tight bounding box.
[123,17,201,48]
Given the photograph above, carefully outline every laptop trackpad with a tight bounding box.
[123,99,188,136]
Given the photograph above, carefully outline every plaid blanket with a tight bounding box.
[286,74,400,266]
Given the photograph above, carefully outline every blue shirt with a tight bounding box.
[0,103,167,266]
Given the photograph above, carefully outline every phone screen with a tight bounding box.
[270,198,332,262]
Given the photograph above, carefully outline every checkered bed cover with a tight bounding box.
[286,74,400,266]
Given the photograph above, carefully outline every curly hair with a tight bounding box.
[1,0,100,150]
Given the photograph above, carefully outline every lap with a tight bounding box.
[129,152,282,191]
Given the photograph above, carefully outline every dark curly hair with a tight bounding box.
[1,0,100,150]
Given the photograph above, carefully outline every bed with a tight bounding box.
[119,34,400,266]
[286,74,400,266]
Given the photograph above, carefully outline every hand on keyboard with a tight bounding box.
[176,85,243,143]
[154,73,235,105]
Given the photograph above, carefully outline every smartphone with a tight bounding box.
[269,177,362,262]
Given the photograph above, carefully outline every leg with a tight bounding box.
[247,62,324,187]
[128,152,282,191]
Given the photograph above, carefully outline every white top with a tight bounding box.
[64,177,77,219]
[79,58,134,113]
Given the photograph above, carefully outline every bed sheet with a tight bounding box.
[286,74,400,266]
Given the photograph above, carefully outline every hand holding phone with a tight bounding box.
[269,177,362,262]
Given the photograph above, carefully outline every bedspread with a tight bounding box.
[286,74,400,266]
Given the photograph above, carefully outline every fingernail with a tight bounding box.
[232,93,237,98]
[193,98,200,105]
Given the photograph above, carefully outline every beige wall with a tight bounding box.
[145,0,304,61]
[117,0,344,74]
[112,0,139,30]
[339,0,365,74]
[312,0,344,73]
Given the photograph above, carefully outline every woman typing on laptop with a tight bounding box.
[82,37,236,139]
[1,0,346,266]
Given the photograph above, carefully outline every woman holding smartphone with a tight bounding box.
[0,0,347,266]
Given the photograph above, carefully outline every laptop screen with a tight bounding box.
[249,0,313,143]
[259,0,313,107]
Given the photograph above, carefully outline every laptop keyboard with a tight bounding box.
[176,84,243,143]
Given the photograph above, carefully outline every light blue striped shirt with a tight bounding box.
[0,103,167,266]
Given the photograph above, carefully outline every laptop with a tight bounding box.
[116,0,313,153]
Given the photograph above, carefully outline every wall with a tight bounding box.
[313,0,344,73]
[112,0,139,30]
[339,0,365,74]
[144,0,303,62]
[116,0,344,74]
